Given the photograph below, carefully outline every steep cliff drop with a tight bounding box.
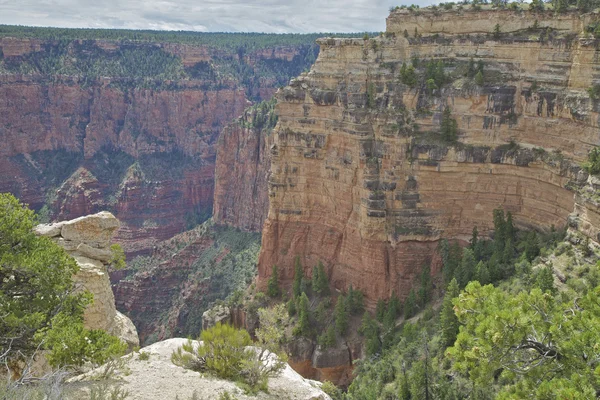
[258,9,600,305]
[213,100,276,231]
[35,212,139,348]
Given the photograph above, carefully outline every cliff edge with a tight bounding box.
[35,211,139,348]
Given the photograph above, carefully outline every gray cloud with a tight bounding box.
[0,0,436,33]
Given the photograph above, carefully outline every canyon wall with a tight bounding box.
[0,36,318,255]
[213,101,275,231]
[258,9,600,304]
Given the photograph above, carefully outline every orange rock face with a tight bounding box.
[258,10,600,304]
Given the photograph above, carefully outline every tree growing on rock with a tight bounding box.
[335,295,349,336]
[0,193,126,373]
[267,265,280,298]
[440,106,458,142]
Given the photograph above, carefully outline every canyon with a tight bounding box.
[257,9,600,305]
[0,34,318,256]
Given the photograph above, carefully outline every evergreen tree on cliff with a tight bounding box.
[267,265,280,298]
[0,193,125,370]
[292,256,303,298]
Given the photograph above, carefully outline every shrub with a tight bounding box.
[171,319,286,393]
[583,147,600,176]
[109,243,126,270]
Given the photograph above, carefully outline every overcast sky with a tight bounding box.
[0,0,437,33]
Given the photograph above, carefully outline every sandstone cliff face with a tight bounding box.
[258,9,600,304]
[35,212,139,347]
[213,102,275,231]
[0,38,317,255]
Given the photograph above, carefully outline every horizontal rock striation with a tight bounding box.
[258,9,600,304]
[0,37,317,255]
[35,212,139,347]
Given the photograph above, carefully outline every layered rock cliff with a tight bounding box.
[0,36,318,255]
[213,100,276,231]
[258,9,600,304]
[35,211,139,347]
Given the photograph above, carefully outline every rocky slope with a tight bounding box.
[258,9,600,305]
[68,338,330,400]
[34,211,139,347]
[0,35,318,255]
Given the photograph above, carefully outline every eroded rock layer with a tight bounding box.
[258,9,600,304]
[0,37,317,255]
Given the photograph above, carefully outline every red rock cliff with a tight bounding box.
[213,101,275,232]
[258,10,600,304]
[0,37,317,255]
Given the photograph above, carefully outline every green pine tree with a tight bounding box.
[475,261,490,285]
[418,264,432,307]
[316,262,330,295]
[287,297,297,316]
[535,265,556,295]
[267,265,280,298]
[440,106,458,142]
[296,292,311,336]
[458,248,476,288]
[506,211,515,241]
[312,265,320,293]
[474,70,484,86]
[335,295,349,335]
[440,278,460,347]
[292,257,303,298]
[399,369,412,400]
[376,298,387,322]
[493,23,501,39]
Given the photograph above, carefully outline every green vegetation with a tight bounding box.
[329,208,600,399]
[0,193,126,375]
[440,106,458,142]
[287,258,365,347]
[583,147,600,176]
[0,26,339,50]
[588,84,600,100]
[172,314,287,393]
[311,262,330,295]
[240,98,278,133]
[127,221,261,343]
[267,265,280,297]
[109,244,126,270]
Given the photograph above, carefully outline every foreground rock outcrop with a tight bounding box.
[69,338,330,400]
[35,212,139,347]
[258,9,600,304]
